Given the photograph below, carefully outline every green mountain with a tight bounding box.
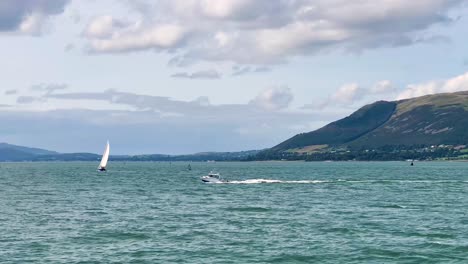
[271,101,396,151]
[265,91,468,156]
[349,92,468,147]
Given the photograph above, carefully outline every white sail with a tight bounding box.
[98,141,110,169]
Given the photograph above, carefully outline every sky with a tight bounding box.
[0,0,468,155]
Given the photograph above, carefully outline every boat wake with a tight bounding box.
[214,179,468,185]
[224,179,329,184]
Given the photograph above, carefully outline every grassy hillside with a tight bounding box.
[349,92,468,148]
[269,101,396,152]
[263,91,468,157]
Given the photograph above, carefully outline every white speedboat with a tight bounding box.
[201,171,226,183]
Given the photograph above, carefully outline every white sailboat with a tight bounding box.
[98,141,110,171]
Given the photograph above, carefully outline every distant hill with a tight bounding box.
[0,143,58,161]
[262,91,468,157]
[0,142,261,162]
[0,143,58,155]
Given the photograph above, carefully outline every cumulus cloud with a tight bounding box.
[370,80,396,94]
[0,0,70,35]
[397,71,468,100]
[250,86,294,111]
[171,70,221,79]
[83,15,127,38]
[168,0,284,22]
[307,72,468,110]
[330,83,363,105]
[304,80,397,109]
[85,15,186,53]
[82,0,464,64]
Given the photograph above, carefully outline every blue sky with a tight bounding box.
[0,0,468,154]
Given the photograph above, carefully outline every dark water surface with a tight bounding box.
[1,161,467,263]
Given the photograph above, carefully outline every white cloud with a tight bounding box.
[214,31,231,47]
[304,80,397,109]
[169,0,278,21]
[84,15,126,38]
[199,0,254,19]
[18,13,46,35]
[330,83,363,105]
[315,72,468,106]
[250,86,294,111]
[397,72,468,100]
[87,22,186,53]
[255,21,350,57]
[82,0,464,65]
[307,72,468,109]
[370,80,395,94]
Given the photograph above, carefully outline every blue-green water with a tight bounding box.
[1,161,468,263]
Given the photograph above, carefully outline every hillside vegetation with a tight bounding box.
[258,91,468,161]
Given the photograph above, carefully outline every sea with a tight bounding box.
[1,161,467,263]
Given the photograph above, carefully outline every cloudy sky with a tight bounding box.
[1,0,468,154]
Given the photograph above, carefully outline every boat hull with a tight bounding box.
[201,176,226,183]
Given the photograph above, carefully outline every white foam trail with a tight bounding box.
[225,179,328,184]
[221,179,468,185]
[343,180,464,183]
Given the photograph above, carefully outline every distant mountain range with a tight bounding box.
[0,143,261,162]
[258,91,468,160]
